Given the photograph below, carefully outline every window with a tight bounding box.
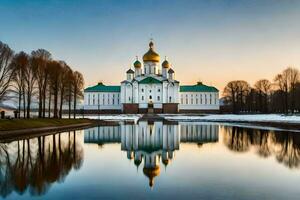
[142,96,144,101]
[129,97,131,101]
[98,94,100,105]
[169,96,172,103]
[88,94,90,105]
[157,96,160,101]
[149,90,152,93]
[149,95,152,100]
[158,88,160,92]
[196,98,198,104]
[186,94,188,104]
[141,88,144,92]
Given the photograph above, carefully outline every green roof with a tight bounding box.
[180,83,218,92]
[84,83,120,92]
[139,77,162,84]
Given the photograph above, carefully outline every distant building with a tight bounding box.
[84,41,219,113]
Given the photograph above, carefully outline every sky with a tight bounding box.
[1,0,300,92]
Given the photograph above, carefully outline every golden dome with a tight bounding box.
[143,41,160,63]
[143,166,160,188]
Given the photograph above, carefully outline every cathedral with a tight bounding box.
[84,41,219,113]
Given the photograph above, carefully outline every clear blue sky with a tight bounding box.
[1,0,300,91]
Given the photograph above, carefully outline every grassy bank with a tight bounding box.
[0,118,92,131]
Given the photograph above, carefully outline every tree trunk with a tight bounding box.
[73,88,77,119]
[26,94,30,118]
[26,90,31,118]
[42,88,46,118]
[38,90,42,118]
[59,90,64,118]
[22,88,26,118]
[53,89,58,118]
[18,92,21,118]
[48,90,51,118]
[68,90,71,119]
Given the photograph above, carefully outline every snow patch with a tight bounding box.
[160,114,300,124]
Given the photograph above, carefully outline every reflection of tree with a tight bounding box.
[0,131,83,198]
[223,126,252,152]
[223,125,300,169]
[272,133,300,168]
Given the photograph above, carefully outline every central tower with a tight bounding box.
[143,41,160,75]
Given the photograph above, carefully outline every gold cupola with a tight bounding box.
[143,41,160,63]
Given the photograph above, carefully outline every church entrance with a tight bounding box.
[148,101,154,114]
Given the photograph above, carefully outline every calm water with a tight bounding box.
[1,120,300,200]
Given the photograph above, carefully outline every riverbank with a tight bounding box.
[0,118,93,131]
[0,118,122,141]
[0,118,95,140]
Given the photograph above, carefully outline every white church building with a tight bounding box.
[84,41,219,114]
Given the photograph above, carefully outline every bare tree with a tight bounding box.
[65,69,74,119]
[72,71,84,119]
[254,79,271,113]
[48,61,61,118]
[284,67,299,113]
[23,53,36,118]
[58,61,71,118]
[224,80,250,113]
[31,49,52,118]
[11,52,29,118]
[0,42,14,102]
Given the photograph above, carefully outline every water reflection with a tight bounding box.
[0,131,83,198]
[84,120,219,187]
[1,122,300,198]
[222,126,300,168]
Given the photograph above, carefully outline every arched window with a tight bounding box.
[169,96,172,103]
[149,95,152,100]
[157,96,160,101]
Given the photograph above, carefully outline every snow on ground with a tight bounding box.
[160,114,300,124]
[85,114,142,122]
[83,114,300,124]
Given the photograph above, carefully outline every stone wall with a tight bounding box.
[123,103,139,114]
[163,103,178,114]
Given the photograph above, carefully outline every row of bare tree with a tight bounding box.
[223,67,300,114]
[0,41,84,118]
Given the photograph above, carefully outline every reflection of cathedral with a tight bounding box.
[84,121,219,187]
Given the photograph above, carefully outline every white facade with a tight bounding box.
[84,91,121,110]
[84,41,219,113]
[179,91,219,111]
